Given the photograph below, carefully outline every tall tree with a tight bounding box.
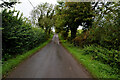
[31,3,54,35]
[55,2,93,40]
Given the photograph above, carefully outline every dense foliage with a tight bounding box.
[82,45,120,69]
[2,9,48,61]
[74,2,120,50]
[55,2,93,39]
[56,1,120,73]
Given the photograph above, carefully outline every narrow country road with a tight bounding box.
[7,34,92,78]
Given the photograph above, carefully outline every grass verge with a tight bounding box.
[59,37,119,79]
[2,37,52,78]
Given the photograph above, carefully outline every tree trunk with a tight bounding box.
[68,23,78,41]
[71,28,77,40]
[45,27,48,35]
[48,28,51,35]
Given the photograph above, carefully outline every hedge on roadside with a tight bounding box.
[2,9,48,61]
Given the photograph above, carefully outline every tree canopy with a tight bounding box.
[31,3,55,35]
[55,2,93,39]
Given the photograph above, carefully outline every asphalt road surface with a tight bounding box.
[7,34,92,78]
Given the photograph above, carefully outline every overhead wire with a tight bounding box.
[28,0,35,9]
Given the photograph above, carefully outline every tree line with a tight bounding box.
[55,1,120,50]
[54,1,120,69]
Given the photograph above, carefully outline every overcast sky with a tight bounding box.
[14,0,57,18]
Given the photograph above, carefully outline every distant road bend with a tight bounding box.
[7,34,93,78]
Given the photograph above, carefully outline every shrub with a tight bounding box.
[73,30,89,47]
[82,45,120,70]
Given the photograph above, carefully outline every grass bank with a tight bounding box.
[59,37,119,79]
[2,35,53,78]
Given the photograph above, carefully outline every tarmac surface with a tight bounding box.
[7,34,92,78]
